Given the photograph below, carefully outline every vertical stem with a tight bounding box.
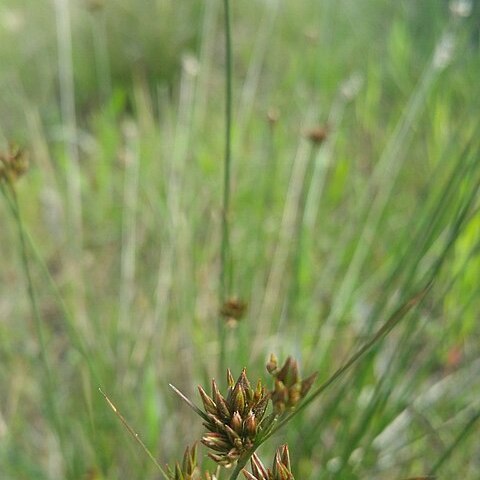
[228,453,249,480]
[286,146,316,321]
[118,122,140,363]
[219,0,233,378]
[54,0,87,331]
[90,9,112,101]
[99,388,170,480]
[1,184,68,474]
[429,409,480,475]
[54,0,82,243]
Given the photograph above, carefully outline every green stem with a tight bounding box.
[219,0,233,379]
[257,283,432,447]
[228,452,250,480]
[99,388,170,480]
[24,227,100,382]
[429,409,480,475]
[1,183,68,472]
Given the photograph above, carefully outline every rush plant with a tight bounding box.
[168,355,314,479]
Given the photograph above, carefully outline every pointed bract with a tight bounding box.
[198,386,217,415]
[230,411,243,434]
[168,444,212,480]
[227,369,235,388]
[300,372,318,397]
[266,354,278,375]
[251,453,269,479]
[243,470,260,480]
[244,446,295,480]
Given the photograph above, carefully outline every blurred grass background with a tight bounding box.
[0,0,479,479]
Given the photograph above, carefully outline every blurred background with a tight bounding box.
[0,0,479,479]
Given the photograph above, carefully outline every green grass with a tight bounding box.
[1,1,480,479]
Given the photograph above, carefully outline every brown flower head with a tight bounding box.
[199,369,274,467]
[0,144,29,184]
[242,444,294,480]
[305,125,329,146]
[220,297,247,325]
[266,354,317,414]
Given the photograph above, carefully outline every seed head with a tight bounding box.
[266,355,317,414]
[0,144,29,184]
[198,369,272,467]
[220,297,247,325]
[305,126,329,146]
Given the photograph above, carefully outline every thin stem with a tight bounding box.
[1,183,68,472]
[54,0,87,333]
[219,0,233,378]
[89,9,112,100]
[99,388,170,480]
[228,452,250,480]
[23,225,100,383]
[429,409,480,475]
[54,0,82,243]
[168,384,210,422]
[257,283,432,447]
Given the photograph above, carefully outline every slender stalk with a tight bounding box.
[309,20,459,363]
[23,226,100,383]
[1,183,68,474]
[257,283,432,447]
[219,0,233,378]
[228,452,250,480]
[54,0,87,333]
[118,122,140,361]
[99,388,170,480]
[54,0,82,242]
[168,384,210,422]
[286,146,317,320]
[429,409,480,475]
[89,8,112,100]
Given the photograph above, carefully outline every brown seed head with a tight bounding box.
[231,411,243,434]
[245,411,257,437]
[267,355,317,414]
[198,369,271,467]
[305,125,329,146]
[0,144,29,184]
[220,297,247,324]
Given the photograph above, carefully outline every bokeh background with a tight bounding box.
[1,1,479,479]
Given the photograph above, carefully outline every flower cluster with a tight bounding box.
[243,445,294,480]
[220,297,247,324]
[199,369,273,467]
[266,355,317,414]
[0,144,29,184]
[169,356,316,477]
